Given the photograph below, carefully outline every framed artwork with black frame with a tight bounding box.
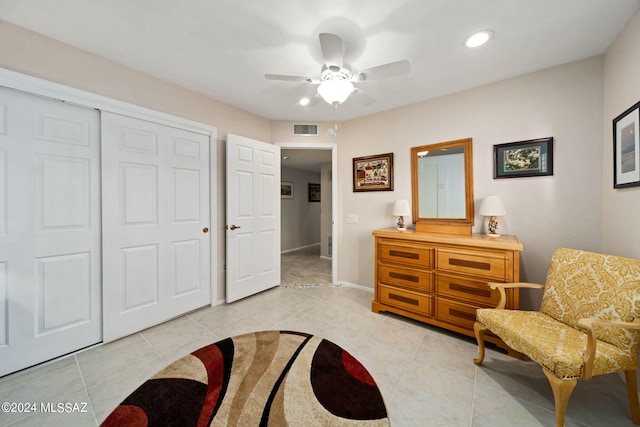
[493,137,554,179]
[308,183,321,202]
[613,100,640,189]
[352,153,394,191]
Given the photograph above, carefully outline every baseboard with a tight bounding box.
[338,281,374,293]
[281,242,321,254]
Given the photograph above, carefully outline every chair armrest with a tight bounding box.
[487,282,545,309]
[577,318,640,378]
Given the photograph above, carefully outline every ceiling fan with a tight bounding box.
[265,33,411,107]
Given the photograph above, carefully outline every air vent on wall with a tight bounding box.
[293,123,318,136]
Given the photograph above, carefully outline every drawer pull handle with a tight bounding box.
[389,250,420,260]
[448,258,491,271]
[450,283,492,298]
[449,308,477,321]
[389,293,419,306]
[389,272,419,283]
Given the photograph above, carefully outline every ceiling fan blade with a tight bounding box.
[352,88,376,106]
[358,59,411,81]
[264,74,310,82]
[319,33,344,68]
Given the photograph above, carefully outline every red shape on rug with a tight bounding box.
[341,349,377,386]
[192,337,234,426]
[101,405,148,427]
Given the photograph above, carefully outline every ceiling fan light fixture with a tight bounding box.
[317,80,354,106]
[464,30,493,48]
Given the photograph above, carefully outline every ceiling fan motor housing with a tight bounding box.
[321,65,353,82]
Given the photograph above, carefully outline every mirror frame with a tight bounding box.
[411,138,474,234]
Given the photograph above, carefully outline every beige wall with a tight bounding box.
[603,12,640,257]
[339,56,605,309]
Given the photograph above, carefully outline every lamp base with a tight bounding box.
[486,233,501,237]
[396,226,407,231]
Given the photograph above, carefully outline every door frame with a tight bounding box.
[276,142,337,283]
[0,67,219,305]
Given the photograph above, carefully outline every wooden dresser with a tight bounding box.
[372,228,523,352]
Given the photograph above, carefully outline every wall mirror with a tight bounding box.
[411,138,474,234]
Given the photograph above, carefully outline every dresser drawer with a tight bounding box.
[379,239,432,268]
[436,298,479,330]
[379,285,433,316]
[436,273,500,307]
[379,264,432,291]
[436,249,507,281]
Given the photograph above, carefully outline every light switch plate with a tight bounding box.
[346,214,358,224]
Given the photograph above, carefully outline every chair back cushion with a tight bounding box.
[540,248,640,353]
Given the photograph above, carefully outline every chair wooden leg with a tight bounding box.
[473,321,487,365]
[543,368,577,427]
[624,370,640,424]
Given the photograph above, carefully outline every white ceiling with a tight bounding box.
[1,0,638,122]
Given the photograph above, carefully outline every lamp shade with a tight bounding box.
[479,195,506,216]
[392,199,411,216]
[317,80,354,105]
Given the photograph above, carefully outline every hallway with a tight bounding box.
[281,245,332,285]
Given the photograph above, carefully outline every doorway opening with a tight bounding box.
[276,142,337,285]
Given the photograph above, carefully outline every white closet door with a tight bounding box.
[101,112,210,342]
[0,87,102,376]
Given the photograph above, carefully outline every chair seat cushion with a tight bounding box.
[476,309,637,379]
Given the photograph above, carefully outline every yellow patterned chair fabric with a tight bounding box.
[474,248,640,427]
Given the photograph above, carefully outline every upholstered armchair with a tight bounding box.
[474,248,640,427]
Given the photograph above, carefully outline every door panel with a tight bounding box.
[102,112,210,342]
[0,86,101,376]
[226,134,280,302]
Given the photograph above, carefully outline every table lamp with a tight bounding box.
[479,195,506,236]
[392,199,411,230]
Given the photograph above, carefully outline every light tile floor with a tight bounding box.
[281,244,332,285]
[0,285,637,426]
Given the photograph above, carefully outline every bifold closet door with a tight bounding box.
[0,87,102,376]
[101,112,210,342]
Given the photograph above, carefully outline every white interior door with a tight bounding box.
[226,134,280,302]
[101,112,210,342]
[0,87,102,376]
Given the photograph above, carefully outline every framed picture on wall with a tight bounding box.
[493,137,554,179]
[613,100,640,188]
[308,183,321,202]
[281,182,294,198]
[352,153,394,191]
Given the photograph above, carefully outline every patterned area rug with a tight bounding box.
[101,330,389,426]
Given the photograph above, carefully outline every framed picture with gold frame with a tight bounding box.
[281,181,294,198]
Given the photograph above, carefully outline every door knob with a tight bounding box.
[203,227,209,233]
[228,224,241,230]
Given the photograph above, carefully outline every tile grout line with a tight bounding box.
[74,354,100,426]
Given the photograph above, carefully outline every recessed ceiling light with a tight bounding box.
[464,30,493,48]
[299,97,310,106]
[282,156,290,160]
